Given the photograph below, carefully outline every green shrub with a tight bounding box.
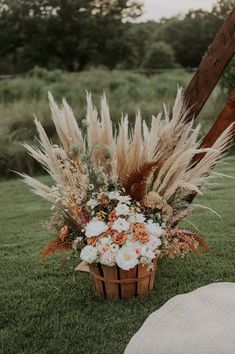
[142,42,177,69]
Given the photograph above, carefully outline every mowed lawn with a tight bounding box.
[0,159,235,354]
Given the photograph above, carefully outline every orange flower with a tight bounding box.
[87,236,98,246]
[108,210,117,223]
[97,192,109,207]
[59,225,69,242]
[112,231,127,245]
[132,223,149,243]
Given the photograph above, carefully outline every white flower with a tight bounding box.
[146,235,162,251]
[99,250,116,266]
[85,218,108,237]
[117,195,131,205]
[88,184,94,191]
[115,203,129,216]
[110,243,119,253]
[128,213,146,223]
[146,220,162,238]
[87,198,99,209]
[141,245,156,260]
[108,191,120,200]
[112,218,129,232]
[116,246,138,270]
[80,246,98,264]
[100,236,112,246]
[126,240,142,257]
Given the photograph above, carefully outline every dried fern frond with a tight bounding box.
[41,238,72,261]
[122,161,158,201]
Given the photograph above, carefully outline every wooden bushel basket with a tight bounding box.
[89,258,157,300]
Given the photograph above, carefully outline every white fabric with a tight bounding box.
[125,283,235,354]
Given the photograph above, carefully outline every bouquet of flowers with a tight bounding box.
[20,89,233,297]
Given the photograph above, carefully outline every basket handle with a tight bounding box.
[90,268,155,284]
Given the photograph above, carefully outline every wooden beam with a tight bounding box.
[193,91,235,165]
[184,8,235,121]
[186,91,235,204]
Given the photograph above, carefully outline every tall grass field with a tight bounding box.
[0,67,228,178]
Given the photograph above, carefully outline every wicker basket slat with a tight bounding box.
[89,258,158,300]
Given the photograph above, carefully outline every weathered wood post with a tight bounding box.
[183,7,235,203]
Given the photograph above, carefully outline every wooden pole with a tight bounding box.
[184,7,235,121]
[192,91,235,165]
[186,91,235,203]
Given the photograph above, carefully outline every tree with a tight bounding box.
[142,41,176,69]
[212,0,234,18]
[158,10,221,68]
[213,0,235,92]
[0,0,143,73]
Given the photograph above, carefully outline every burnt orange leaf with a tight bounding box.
[41,238,72,262]
[192,234,210,252]
[122,161,158,201]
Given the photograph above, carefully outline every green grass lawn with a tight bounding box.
[0,159,235,354]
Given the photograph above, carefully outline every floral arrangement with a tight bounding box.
[20,89,233,272]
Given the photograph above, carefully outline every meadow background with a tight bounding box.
[0,1,235,353]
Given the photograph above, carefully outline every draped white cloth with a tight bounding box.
[125,283,235,354]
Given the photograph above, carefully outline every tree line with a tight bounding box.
[0,0,234,74]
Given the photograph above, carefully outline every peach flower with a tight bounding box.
[112,231,127,245]
[132,223,149,243]
[108,210,117,223]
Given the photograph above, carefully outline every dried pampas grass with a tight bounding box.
[20,88,233,220]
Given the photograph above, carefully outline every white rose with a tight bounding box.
[117,195,131,205]
[99,250,116,267]
[80,246,98,264]
[116,246,138,270]
[141,245,155,260]
[112,217,129,232]
[128,213,146,223]
[85,218,108,237]
[100,236,112,246]
[108,191,120,200]
[86,198,99,209]
[146,235,162,251]
[146,220,162,238]
[115,203,129,216]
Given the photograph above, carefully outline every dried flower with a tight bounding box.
[144,191,162,208]
[59,225,69,242]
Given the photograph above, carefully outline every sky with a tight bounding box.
[138,0,216,22]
